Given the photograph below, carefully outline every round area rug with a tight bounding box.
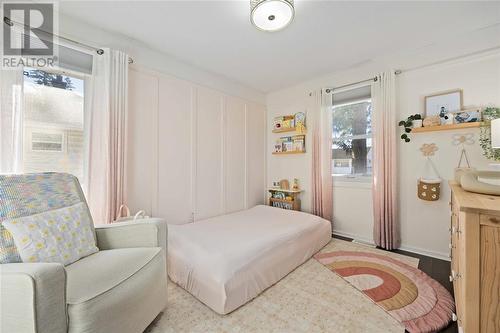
[314,251,455,333]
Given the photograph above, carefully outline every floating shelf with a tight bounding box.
[268,188,303,193]
[272,127,297,133]
[411,122,481,133]
[272,151,305,155]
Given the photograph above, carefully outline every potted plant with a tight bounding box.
[398,114,422,142]
[479,107,500,161]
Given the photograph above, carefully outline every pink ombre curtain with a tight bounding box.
[372,71,399,250]
[85,49,128,224]
[309,90,333,222]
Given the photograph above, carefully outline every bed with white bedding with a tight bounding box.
[167,205,332,314]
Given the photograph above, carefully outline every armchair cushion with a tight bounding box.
[66,247,167,333]
[65,247,161,304]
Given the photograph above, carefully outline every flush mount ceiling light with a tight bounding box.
[251,0,294,32]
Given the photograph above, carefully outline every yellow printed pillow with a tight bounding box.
[2,202,98,265]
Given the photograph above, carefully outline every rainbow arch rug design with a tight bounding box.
[314,250,455,333]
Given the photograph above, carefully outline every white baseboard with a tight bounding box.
[332,230,374,245]
[332,230,450,262]
[397,245,450,262]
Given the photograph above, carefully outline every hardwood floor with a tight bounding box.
[333,235,458,333]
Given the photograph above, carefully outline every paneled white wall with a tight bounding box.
[127,67,266,224]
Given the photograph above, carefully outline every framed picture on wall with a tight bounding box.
[424,89,463,117]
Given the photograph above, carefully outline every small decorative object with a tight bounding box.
[273,191,286,199]
[398,114,422,142]
[417,143,441,201]
[454,108,482,123]
[444,114,454,125]
[282,115,295,129]
[279,179,290,190]
[453,134,475,183]
[292,135,305,151]
[272,180,281,188]
[420,143,439,156]
[413,118,423,128]
[452,133,475,146]
[423,115,441,127]
[282,137,293,152]
[294,112,307,134]
[438,107,454,125]
[479,107,500,161]
[273,116,283,130]
[425,89,463,117]
[274,143,283,153]
[292,178,300,191]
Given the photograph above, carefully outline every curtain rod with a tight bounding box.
[324,45,500,94]
[325,70,401,93]
[3,16,134,64]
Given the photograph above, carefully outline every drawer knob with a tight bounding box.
[490,217,500,224]
[452,313,458,322]
[449,270,461,282]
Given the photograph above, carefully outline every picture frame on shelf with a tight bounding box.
[424,89,463,118]
[453,108,482,123]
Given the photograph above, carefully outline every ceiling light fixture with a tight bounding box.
[250,0,294,32]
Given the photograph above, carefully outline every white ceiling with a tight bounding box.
[59,1,500,93]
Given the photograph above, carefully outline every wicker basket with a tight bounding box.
[417,178,441,201]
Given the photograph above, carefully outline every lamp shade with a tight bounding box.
[251,0,294,32]
[492,118,500,149]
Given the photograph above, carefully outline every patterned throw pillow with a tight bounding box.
[2,202,98,265]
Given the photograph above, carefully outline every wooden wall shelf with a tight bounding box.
[272,127,297,133]
[272,151,305,155]
[412,122,481,133]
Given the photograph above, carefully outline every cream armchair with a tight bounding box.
[1,218,168,333]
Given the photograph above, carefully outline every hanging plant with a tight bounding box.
[479,107,500,161]
[398,114,422,143]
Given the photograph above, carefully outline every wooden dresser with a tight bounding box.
[449,182,500,333]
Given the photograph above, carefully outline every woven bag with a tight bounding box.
[417,178,441,201]
[417,157,441,202]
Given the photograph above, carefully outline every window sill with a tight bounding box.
[333,177,372,189]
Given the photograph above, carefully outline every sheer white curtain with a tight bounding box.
[309,89,333,222]
[85,49,128,224]
[372,70,399,250]
[0,68,24,174]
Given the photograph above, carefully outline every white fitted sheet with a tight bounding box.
[167,205,332,314]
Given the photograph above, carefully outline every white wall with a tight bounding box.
[397,53,500,258]
[58,13,265,104]
[127,66,267,224]
[267,50,500,260]
[57,13,267,223]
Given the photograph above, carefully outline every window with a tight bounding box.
[331,85,372,180]
[23,67,85,182]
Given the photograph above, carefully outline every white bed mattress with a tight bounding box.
[167,205,332,314]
